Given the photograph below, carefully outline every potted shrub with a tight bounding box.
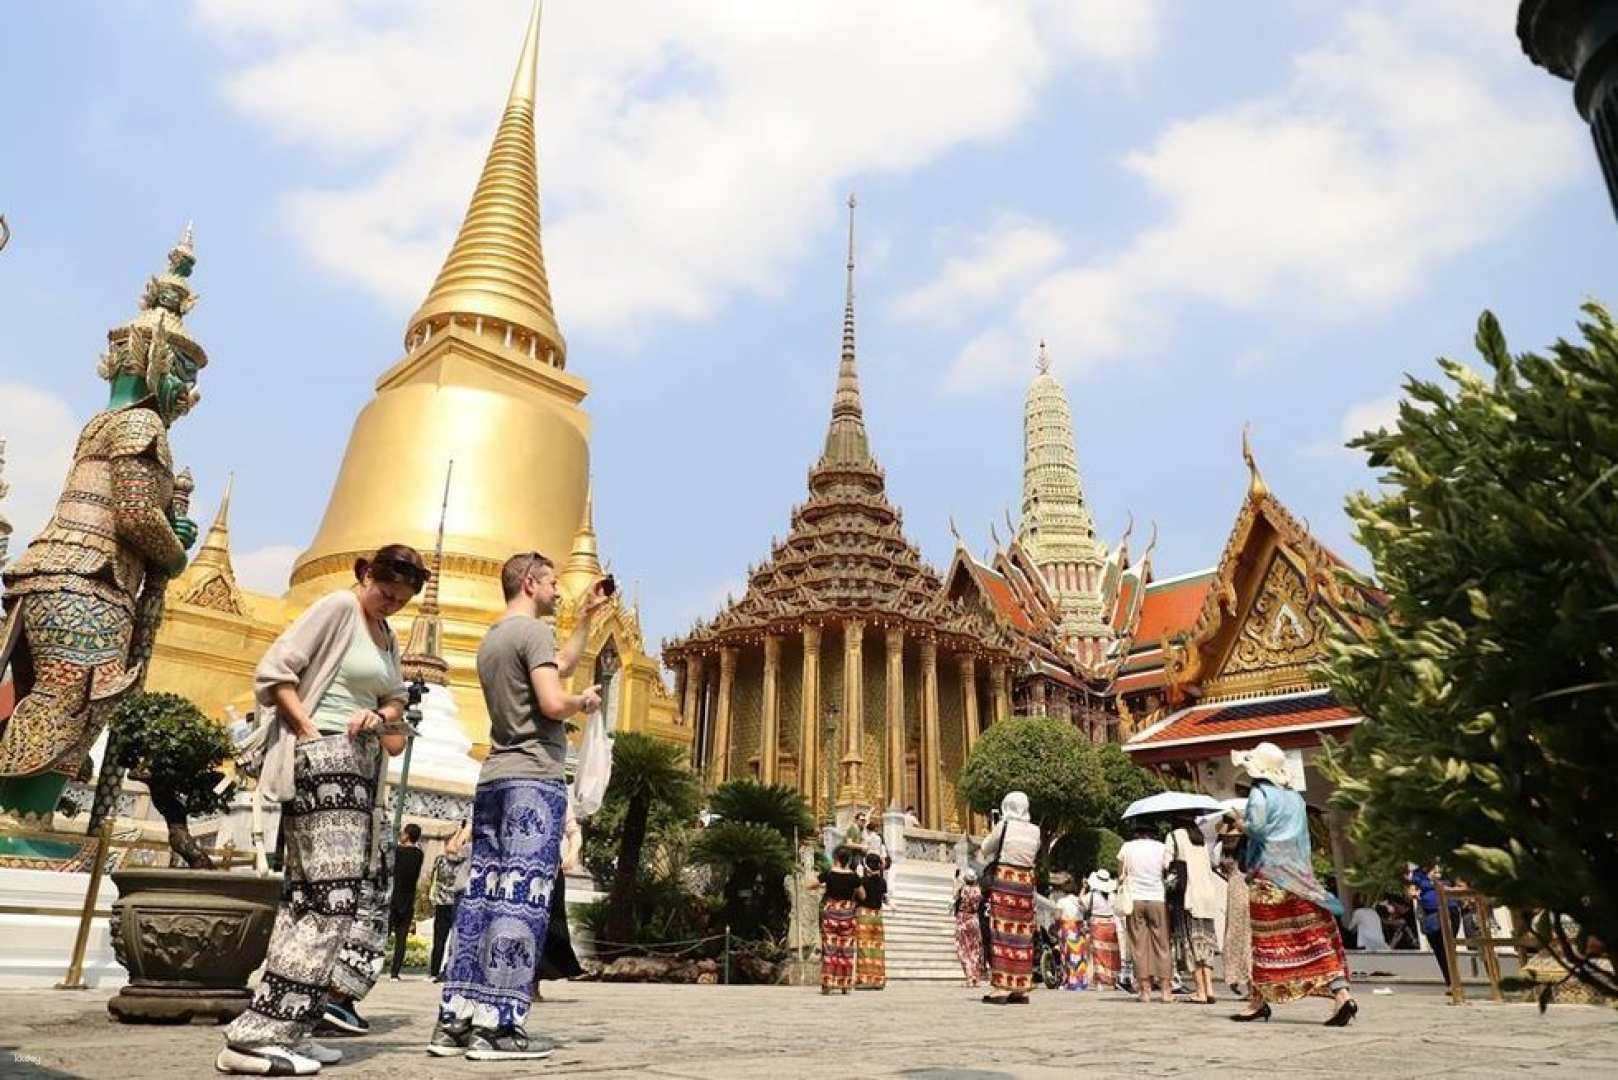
[104,692,281,1023]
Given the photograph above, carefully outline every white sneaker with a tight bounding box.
[293,1039,343,1065]
[215,1044,322,1075]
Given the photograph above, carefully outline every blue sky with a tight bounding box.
[0,0,1610,656]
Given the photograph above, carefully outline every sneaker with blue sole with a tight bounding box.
[317,999,368,1036]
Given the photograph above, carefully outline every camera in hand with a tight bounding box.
[598,574,617,597]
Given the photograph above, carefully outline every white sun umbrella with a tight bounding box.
[1121,791,1226,821]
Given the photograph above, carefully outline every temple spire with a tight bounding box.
[405,0,563,366]
[402,462,453,685]
[194,471,235,571]
[560,479,604,599]
[820,193,871,467]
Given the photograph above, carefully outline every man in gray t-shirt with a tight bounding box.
[478,616,568,783]
[431,552,608,1059]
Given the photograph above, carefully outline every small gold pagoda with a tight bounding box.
[662,198,1019,830]
[143,1,683,760]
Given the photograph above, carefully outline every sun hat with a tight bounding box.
[1231,741,1293,787]
[1085,869,1117,894]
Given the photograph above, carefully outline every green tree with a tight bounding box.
[1093,742,1165,824]
[691,820,795,939]
[108,692,236,868]
[602,733,701,945]
[707,779,814,844]
[958,715,1110,853]
[1321,306,1618,997]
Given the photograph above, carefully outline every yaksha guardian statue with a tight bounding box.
[0,225,205,822]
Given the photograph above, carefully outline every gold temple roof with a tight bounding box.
[404,0,564,366]
[664,199,1017,658]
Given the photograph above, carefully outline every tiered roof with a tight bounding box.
[664,200,1016,657]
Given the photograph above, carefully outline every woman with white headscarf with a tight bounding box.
[1228,742,1357,1027]
[952,868,985,987]
[976,791,1041,1004]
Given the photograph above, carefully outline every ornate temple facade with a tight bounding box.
[662,202,1020,831]
[141,2,684,783]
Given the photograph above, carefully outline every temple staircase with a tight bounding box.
[884,859,966,982]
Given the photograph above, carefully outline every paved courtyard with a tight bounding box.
[3,979,1615,1079]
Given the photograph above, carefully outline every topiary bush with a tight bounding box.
[108,691,235,868]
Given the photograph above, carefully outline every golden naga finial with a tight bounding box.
[948,515,964,547]
[1242,422,1268,499]
[0,214,9,253]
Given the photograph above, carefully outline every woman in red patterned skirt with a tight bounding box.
[814,846,860,994]
[953,868,985,987]
[1082,870,1121,989]
[978,791,1042,1005]
[1228,743,1358,1027]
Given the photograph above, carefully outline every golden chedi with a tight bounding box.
[145,2,682,765]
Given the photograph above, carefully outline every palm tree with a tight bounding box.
[604,733,700,944]
[707,779,814,844]
[691,820,795,938]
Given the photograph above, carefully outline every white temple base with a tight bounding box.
[0,868,125,989]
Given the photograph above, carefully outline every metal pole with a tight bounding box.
[57,819,113,990]
[389,685,425,841]
[723,924,731,986]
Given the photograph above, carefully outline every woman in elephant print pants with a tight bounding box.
[219,546,426,1077]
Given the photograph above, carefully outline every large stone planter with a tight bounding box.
[107,867,282,1023]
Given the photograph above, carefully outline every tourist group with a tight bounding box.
[811,746,1359,1025]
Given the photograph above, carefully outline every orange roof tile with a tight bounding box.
[1128,690,1358,753]
[973,563,1034,632]
[1112,577,1137,632]
[1133,571,1214,644]
[1114,668,1167,693]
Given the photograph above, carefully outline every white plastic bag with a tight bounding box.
[571,708,613,819]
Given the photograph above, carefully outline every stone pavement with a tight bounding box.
[2,979,1615,1079]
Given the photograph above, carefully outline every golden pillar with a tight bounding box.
[760,633,782,784]
[710,647,737,787]
[1031,678,1047,716]
[839,619,865,805]
[884,627,906,809]
[960,654,980,755]
[683,654,704,730]
[990,659,1011,727]
[920,639,942,831]
[799,625,822,815]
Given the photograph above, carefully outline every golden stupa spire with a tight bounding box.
[820,193,870,466]
[194,471,235,572]
[559,480,604,599]
[403,461,453,685]
[405,0,563,366]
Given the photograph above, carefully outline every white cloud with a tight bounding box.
[233,544,302,595]
[893,215,1066,324]
[191,0,1165,340]
[1303,392,1403,458]
[0,383,80,553]
[943,4,1584,389]
[1339,394,1401,441]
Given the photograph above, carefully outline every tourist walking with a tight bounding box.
[1216,820,1251,996]
[1168,824,1225,1004]
[815,846,861,994]
[388,823,425,979]
[1057,895,1090,990]
[953,868,985,987]
[979,791,1041,1005]
[428,822,470,982]
[1228,742,1357,1026]
[855,852,888,989]
[1119,823,1172,1005]
[1408,865,1458,985]
[1081,870,1121,989]
[427,553,607,1061]
[218,544,427,1076]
